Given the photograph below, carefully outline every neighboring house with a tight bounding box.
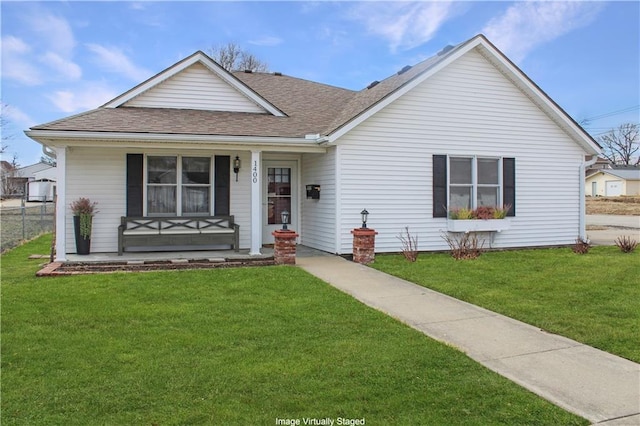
[26,34,601,260]
[0,160,17,198]
[586,168,640,196]
[1,161,56,199]
[586,156,612,171]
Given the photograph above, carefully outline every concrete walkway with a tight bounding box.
[297,256,640,425]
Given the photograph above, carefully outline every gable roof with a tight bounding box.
[26,35,600,155]
[102,51,286,117]
[322,46,455,137]
[29,73,355,139]
[323,35,600,155]
[589,168,640,180]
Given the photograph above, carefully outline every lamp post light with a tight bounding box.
[233,156,241,182]
[281,210,290,230]
[360,209,369,228]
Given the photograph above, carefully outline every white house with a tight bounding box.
[586,168,640,196]
[1,161,56,199]
[26,35,601,261]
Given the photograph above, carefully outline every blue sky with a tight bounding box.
[2,1,639,165]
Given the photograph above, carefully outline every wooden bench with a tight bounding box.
[118,216,239,256]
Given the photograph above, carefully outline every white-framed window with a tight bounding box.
[448,156,502,210]
[146,155,211,216]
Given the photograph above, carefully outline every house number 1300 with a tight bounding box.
[252,161,258,183]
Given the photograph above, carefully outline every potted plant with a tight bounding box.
[447,205,511,233]
[70,197,98,255]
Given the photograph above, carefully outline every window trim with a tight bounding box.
[447,155,504,211]
[144,154,213,217]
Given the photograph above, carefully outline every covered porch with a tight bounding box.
[39,140,327,262]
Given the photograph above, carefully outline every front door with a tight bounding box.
[263,161,297,244]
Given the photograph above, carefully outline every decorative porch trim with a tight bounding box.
[55,147,67,261]
[250,150,262,255]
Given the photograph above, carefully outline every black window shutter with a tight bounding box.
[126,154,143,217]
[503,157,516,217]
[214,155,230,215]
[433,155,448,218]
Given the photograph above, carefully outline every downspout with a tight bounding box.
[579,155,598,240]
[42,144,57,159]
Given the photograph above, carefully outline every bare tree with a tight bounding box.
[1,153,22,197]
[1,102,12,155]
[207,42,269,72]
[0,103,24,197]
[598,123,640,165]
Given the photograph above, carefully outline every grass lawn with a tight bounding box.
[1,236,587,425]
[372,247,640,363]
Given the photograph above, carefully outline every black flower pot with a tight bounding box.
[73,215,91,255]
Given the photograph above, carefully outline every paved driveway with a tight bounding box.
[586,215,640,245]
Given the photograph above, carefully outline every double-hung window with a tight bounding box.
[146,155,211,216]
[432,154,515,217]
[448,156,501,210]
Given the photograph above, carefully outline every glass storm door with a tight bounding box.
[263,161,297,243]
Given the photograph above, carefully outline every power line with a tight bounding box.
[580,105,640,124]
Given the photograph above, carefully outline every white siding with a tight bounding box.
[66,147,126,254]
[65,147,252,254]
[230,151,252,249]
[335,49,587,254]
[301,147,337,253]
[124,63,266,113]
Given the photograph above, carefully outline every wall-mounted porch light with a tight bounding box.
[233,156,241,181]
[281,210,290,230]
[306,184,321,199]
[360,209,369,228]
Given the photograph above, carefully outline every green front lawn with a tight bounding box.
[1,235,586,425]
[372,247,640,363]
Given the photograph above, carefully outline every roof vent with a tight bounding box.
[244,69,253,73]
[366,80,380,89]
[273,72,282,76]
[437,45,455,56]
[397,65,412,75]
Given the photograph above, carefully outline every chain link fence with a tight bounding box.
[1,197,55,252]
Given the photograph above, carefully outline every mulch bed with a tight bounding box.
[36,257,276,276]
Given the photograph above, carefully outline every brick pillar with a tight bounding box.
[351,228,378,265]
[272,229,299,265]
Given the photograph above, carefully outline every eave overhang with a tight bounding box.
[25,130,327,153]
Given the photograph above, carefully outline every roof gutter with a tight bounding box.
[26,129,313,145]
[41,144,56,159]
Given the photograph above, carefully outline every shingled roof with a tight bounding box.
[29,43,459,139]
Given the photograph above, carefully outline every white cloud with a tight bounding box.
[40,52,82,80]
[248,36,283,47]
[2,35,30,54]
[483,2,604,62]
[349,2,454,52]
[47,83,118,113]
[86,44,152,81]
[0,36,42,85]
[27,12,76,57]
[2,104,37,129]
[4,12,83,85]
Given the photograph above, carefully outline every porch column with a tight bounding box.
[55,146,67,261]
[250,150,262,255]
